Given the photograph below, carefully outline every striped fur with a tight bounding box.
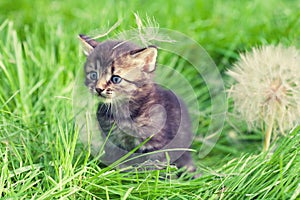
[80,34,196,172]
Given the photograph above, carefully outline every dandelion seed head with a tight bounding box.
[228,45,300,134]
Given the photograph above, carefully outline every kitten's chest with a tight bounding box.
[96,102,166,151]
[96,101,156,130]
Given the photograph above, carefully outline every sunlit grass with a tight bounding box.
[0,0,300,199]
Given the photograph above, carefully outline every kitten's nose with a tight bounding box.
[95,88,104,95]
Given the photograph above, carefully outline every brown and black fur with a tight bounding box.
[79,34,196,172]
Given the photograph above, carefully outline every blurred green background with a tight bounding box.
[2,0,299,68]
[1,0,300,199]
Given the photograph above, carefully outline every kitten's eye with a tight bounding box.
[111,75,122,84]
[89,72,98,80]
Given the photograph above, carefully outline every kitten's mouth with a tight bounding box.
[98,93,111,98]
[97,91,114,101]
[97,93,113,104]
[94,88,113,99]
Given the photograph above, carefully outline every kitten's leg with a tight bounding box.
[174,151,203,178]
[174,151,196,172]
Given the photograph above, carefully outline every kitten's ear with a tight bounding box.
[130,46,157,72]
[78,34,99,56]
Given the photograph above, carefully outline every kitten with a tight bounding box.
[79,34,196,172]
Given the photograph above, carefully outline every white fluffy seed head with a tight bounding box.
[227,45,300,134]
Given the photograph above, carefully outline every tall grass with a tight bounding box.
[0,0,300,199]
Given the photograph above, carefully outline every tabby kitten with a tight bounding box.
[79,34,196,172]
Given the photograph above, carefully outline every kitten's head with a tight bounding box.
[79,34,157,103]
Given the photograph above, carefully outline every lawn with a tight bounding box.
[0,0,300,199]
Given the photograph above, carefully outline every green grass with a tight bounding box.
[1,0,300,199]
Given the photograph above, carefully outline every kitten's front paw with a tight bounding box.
[182,163,202,179]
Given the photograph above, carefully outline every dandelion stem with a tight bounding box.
[263,119,274,151]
